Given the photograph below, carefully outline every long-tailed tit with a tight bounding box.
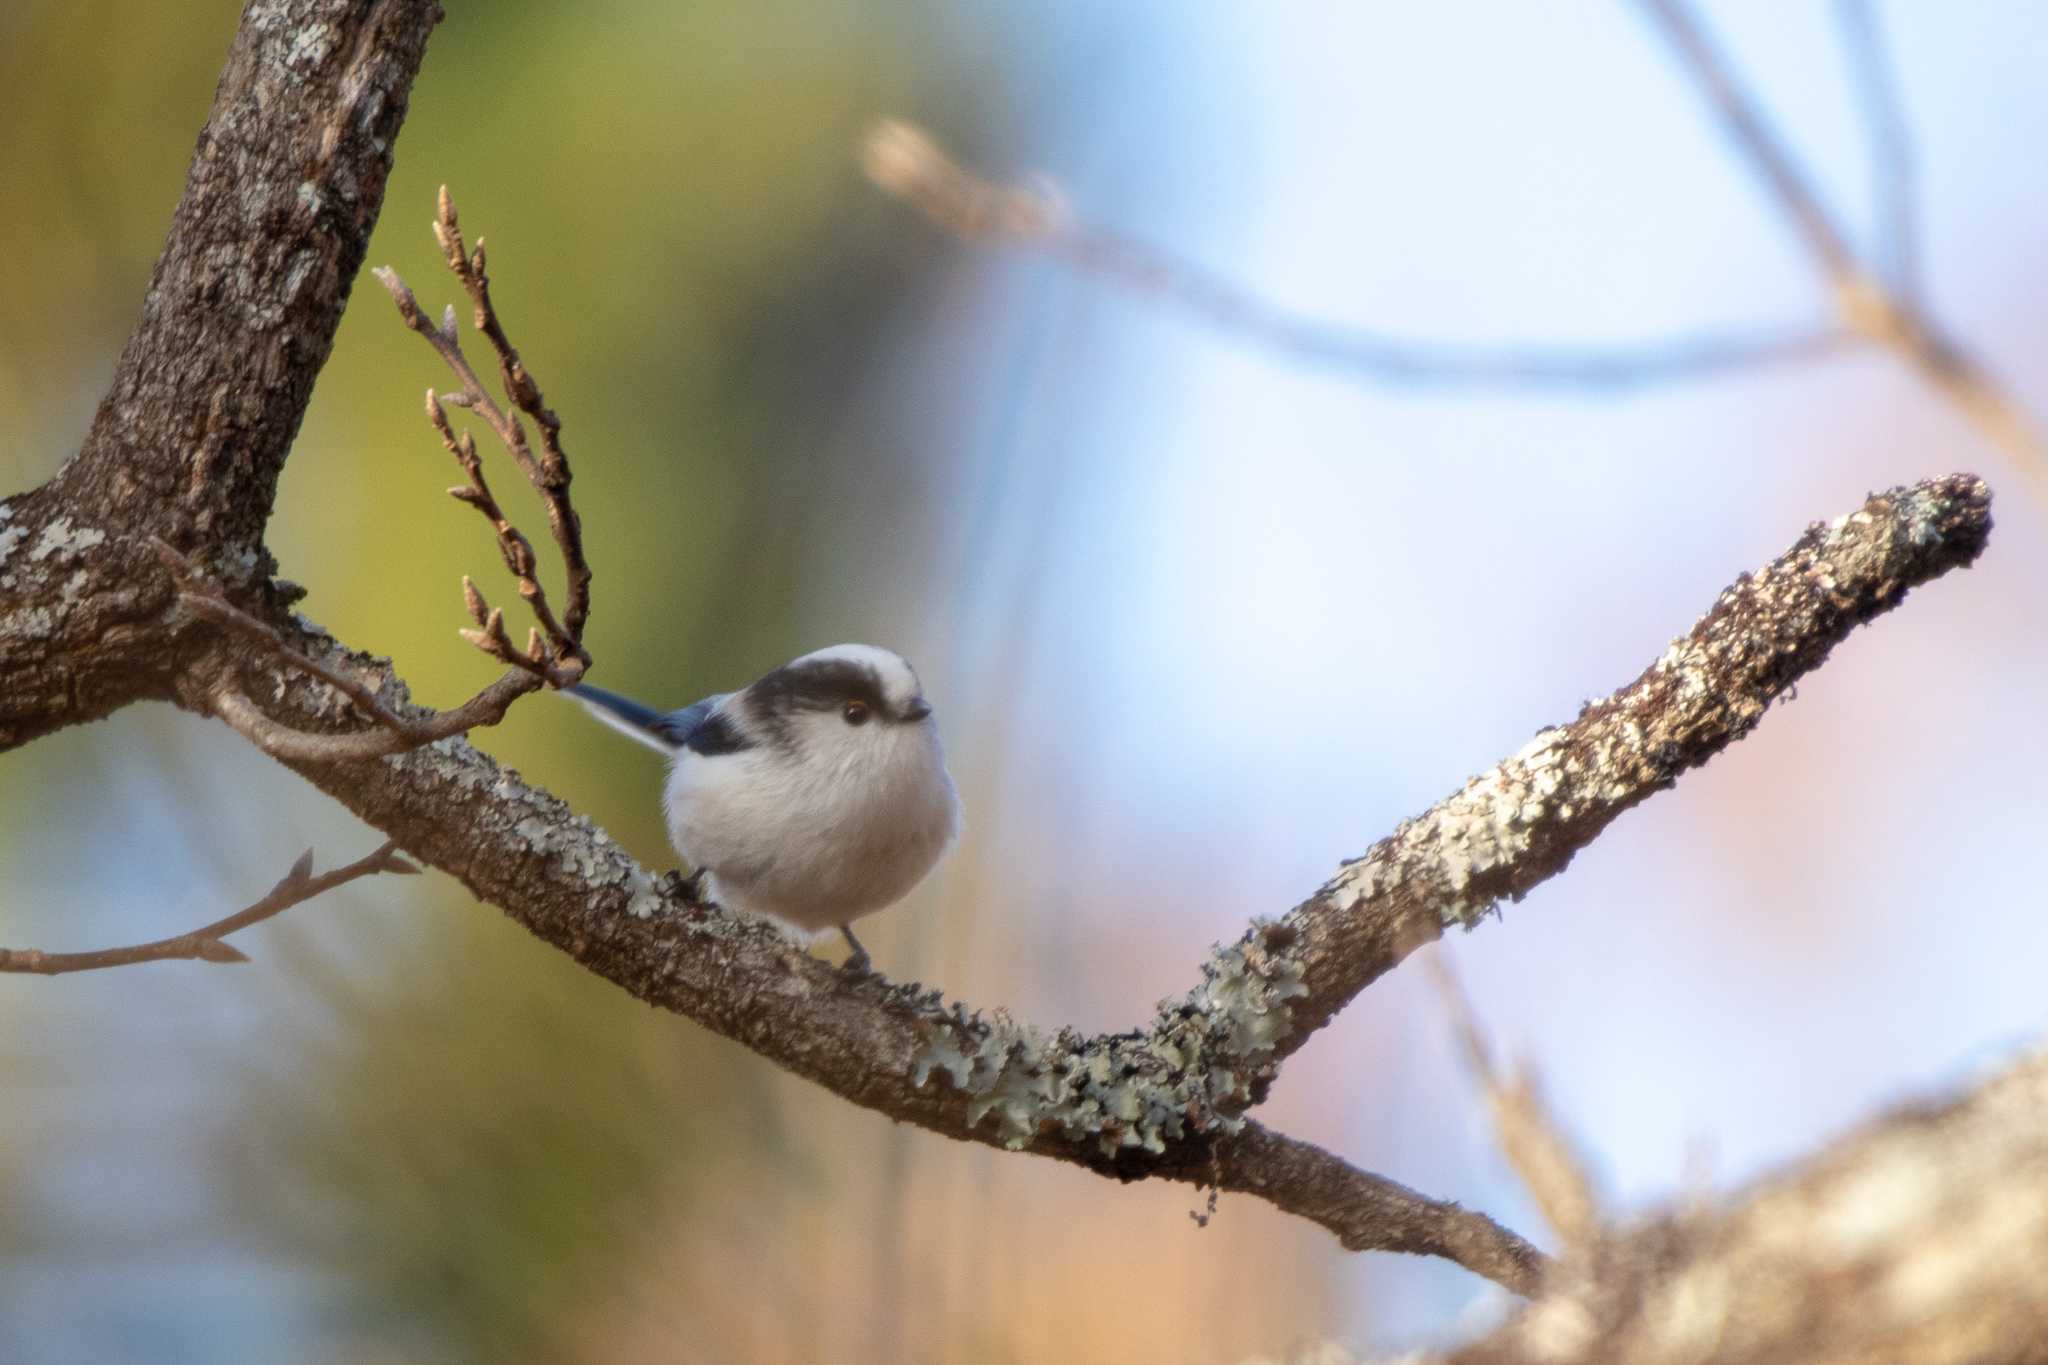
[568,643,962,971]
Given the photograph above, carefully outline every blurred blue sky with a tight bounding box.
[4,2,2046,1360]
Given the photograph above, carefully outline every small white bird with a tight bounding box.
[568,643,962,971]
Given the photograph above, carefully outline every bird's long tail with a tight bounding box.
[565,683,685,754]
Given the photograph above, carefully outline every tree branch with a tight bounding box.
[1259,474,1988,1063]
[1218,1122,1549,1296]
[137,187,594,765]
[0,841,416,976]
[1633,0,2048,496]
[157,538,546,762]
[1632,0,1860,284]
[869,27,2048,498]
[0,0,443,753]
[1833,0,1920,305]
[219,474,1987,1286]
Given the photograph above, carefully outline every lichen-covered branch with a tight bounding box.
[0,841,415,976]
[1420,1046,2048,1365]
[238,475,1986,1289]
[1247,476,1988,1066]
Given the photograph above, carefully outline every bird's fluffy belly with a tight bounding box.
[663,740,958,933]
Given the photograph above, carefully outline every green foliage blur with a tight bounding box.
[1,3,1016,1360]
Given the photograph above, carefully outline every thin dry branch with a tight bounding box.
[156,541,544,763]
[372,186,591,684]
[1634,0,2048,495]
[862,119,1848,391]
[1833,0,1920,305]
[1426,949,1599,1248]
[869,39,2047,491]
[1632,0,1858,283]
[1222,1121,1550,1295]
[0,841,416,976]
[211,674,539,765]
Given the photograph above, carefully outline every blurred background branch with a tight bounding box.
[1832,0,1919,306]
[863,119,1852,393]
[866,0,2048,505]
[1630,0,2044,495]
[1424,950,1598,1251]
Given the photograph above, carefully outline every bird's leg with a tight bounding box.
[837,924,871,975]
[679,867,709,903]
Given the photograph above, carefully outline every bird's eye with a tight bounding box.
[841,701,871,726]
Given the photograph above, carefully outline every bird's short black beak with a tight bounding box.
[902,698,932,722]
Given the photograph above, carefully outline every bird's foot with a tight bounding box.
[838,924,872,976]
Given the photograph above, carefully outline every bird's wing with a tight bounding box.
[566,684,727,755]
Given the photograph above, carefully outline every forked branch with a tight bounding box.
[0,841,416,976]
[173,192,595,763]
[159,541,541,764]
[258,474,1988,1297]
[1632,0,2047,493]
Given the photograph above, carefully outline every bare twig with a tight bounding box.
[210,674,539,764]
[0,841,417,976]
[1219,1121,1550,1295]
[1425,949,1599,1248]
[155,540,544,763]
[1632,0,1860,285]
[1834,0,1920,304]
[1634,0,2048,496]
[862,119,1849,392]
[371,186,591,685]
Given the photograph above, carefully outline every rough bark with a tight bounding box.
[0,0,441,750]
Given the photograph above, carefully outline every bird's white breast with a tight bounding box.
[663,718,961,933]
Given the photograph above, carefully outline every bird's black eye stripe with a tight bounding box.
[683,710,753,756]
[750,658,894,718]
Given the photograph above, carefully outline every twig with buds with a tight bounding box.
[181,191,594,763]
[372,185,591,686]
